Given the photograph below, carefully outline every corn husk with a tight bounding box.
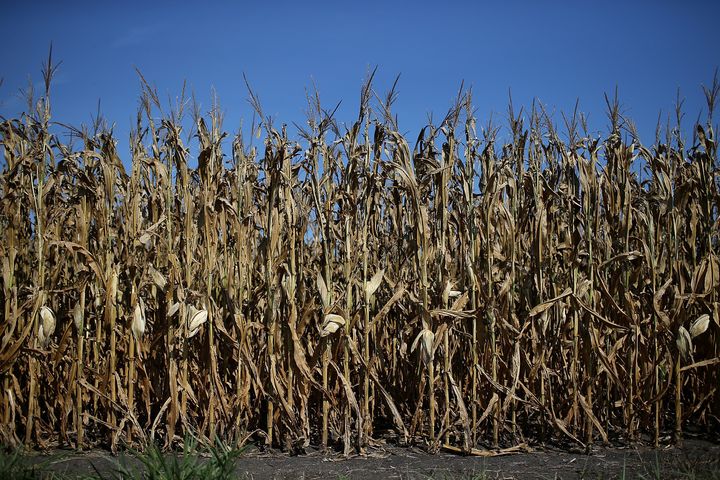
[187,306,208,338]
[441,280,461,306]
[38,306,56,347]
[320,313,345,337]
[676,326,692,361]
[365,269,384,299]
[148,263,166,290]
[132,299,146,340]
[689,314,710,338]
[72,301,83,332]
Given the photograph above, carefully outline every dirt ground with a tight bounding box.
[32,438,720,479]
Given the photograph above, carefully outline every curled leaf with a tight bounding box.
[320,313,345,337]
[138,232,152,248]
[167,302,181,318]
[148,264,166,290]
[411,328,435,365]
[529,288,573,317]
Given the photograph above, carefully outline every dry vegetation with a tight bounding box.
[1,57,719,454]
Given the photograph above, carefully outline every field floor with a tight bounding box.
[25,438,720,479]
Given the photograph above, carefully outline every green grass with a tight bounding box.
[103,436,247,480]
[2,436,249,480]
[0,447,65,480]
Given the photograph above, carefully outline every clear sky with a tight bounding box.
[1,0,719,162]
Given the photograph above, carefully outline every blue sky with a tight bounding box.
[1,0,719,162]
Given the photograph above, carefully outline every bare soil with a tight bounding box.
[30,438,720,479]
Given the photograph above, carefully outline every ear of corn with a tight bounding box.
[132,300,145,340]
[38,306,55,347]
[0,64,719,452]
[186,306,208,339]
[320,313,345,337]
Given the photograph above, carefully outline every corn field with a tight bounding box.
[1,63,719,454]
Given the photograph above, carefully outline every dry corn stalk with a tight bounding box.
[0,64,718,453]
